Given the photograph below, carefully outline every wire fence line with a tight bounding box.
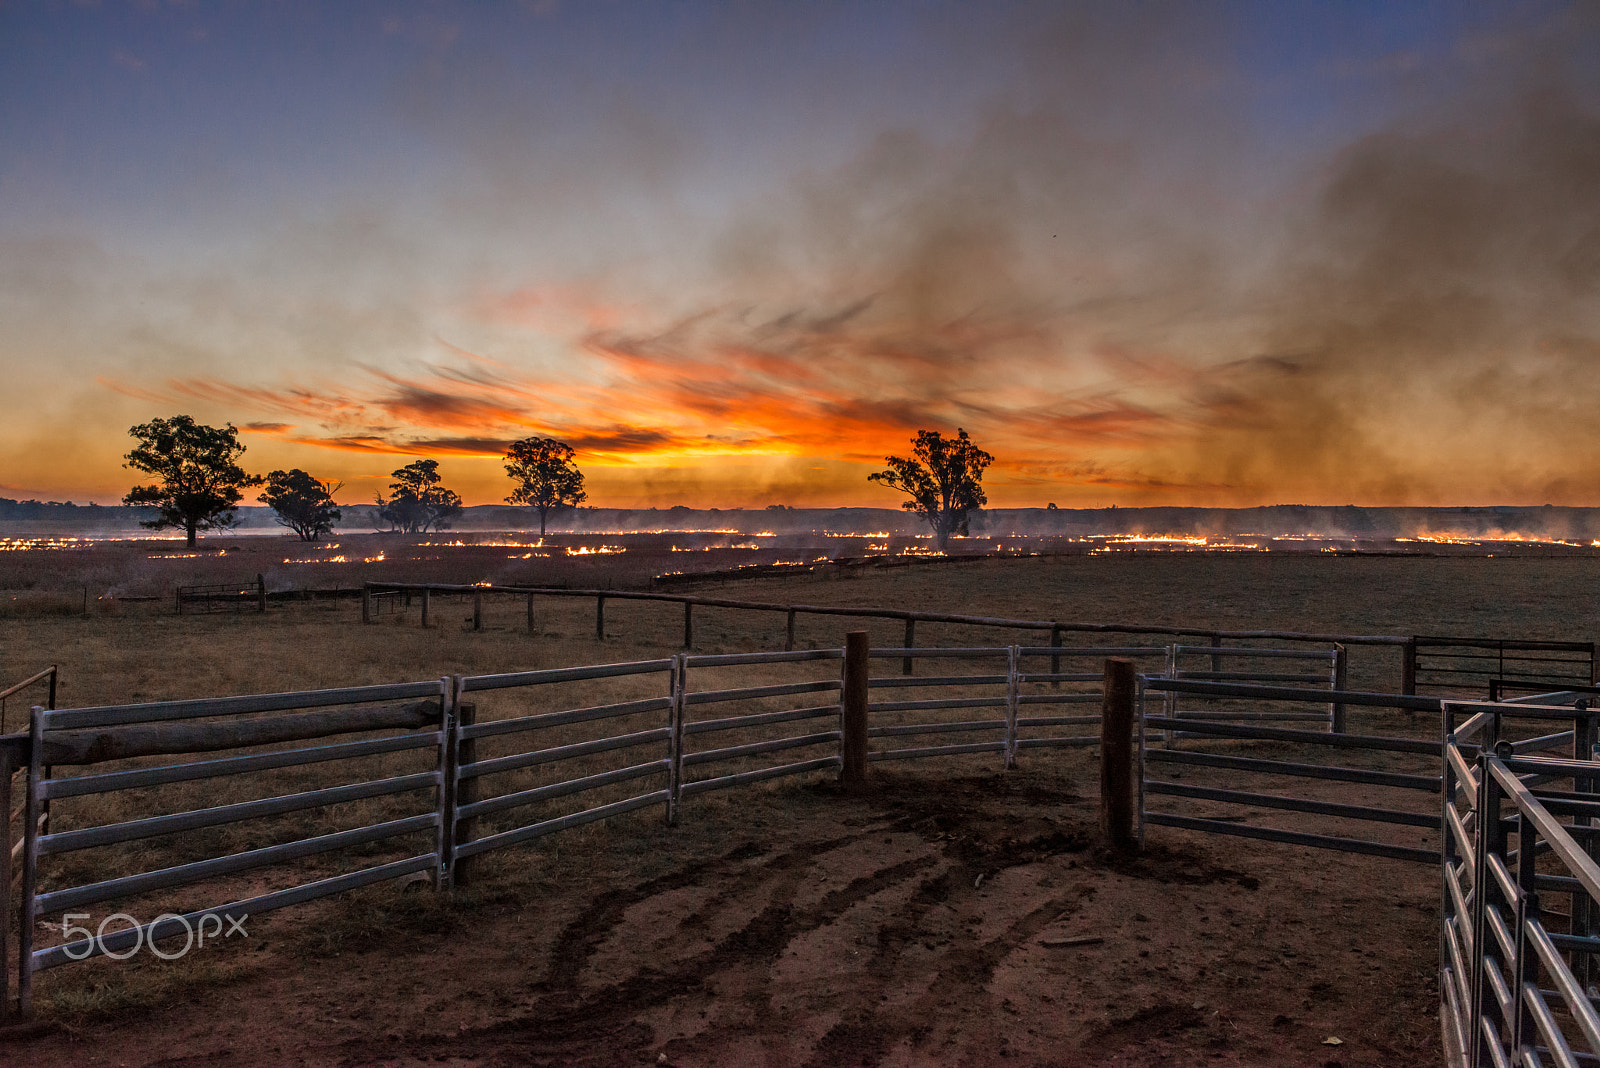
[356,581,1598,702]
[359,579,1429,682]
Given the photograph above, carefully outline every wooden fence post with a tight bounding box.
[1401,638,1418,696]
[596,595,606,640]
[1050,624,1062,689]
[422,588,431,629]
[842,631,869,787]
[1100,658,1137,852]
[785,609,796,652]
[361,583,372,625]
[1331,644,1348,734]
[435,678,456,890]
[454,699,478,887]
[1210,633,1224,674]
[683,601,693,650]
[256,574,267,613]
[902,618,915,676]
[472,594,482,632]
[526,593,535,634]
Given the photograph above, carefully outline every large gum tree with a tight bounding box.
[376,459,462,534]
[503,437,587,536]
[123,415,260,548]
[260,468,342,542]
[868,428,994,550]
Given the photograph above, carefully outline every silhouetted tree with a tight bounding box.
[123,415,260,547]
[378,459,461,533]
[260,469,342,541]
[503,437,587,536]
[867,428,993,550]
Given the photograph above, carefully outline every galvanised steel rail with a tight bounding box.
[677,649,846,800]
[1159,645,1345,738]
[1139,676,1444,864]
[451,658,678,864]
[864,646,1170,767]
[16,679,451,1015]
[4,638,1384,1022]
[1410,637,1597,698]
[1440,699,1600,1067]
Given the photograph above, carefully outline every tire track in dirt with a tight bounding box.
[798,825,1094,1068]
[530,845,938,1033]
[339,781,1101,1065]
[345,823,937,1064]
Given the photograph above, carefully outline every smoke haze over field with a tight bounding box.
[3,3,1598,509]
[9,502,1600,551]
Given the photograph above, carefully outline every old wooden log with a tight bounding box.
[42,701,442,765]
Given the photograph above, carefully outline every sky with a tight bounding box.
[3,0,1599,510]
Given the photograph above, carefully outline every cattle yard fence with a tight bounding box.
[1134,672,1600,1065]
[12,646,1600,1058]
[1439,696,1600,1066]
[1139,675,1445,865]
[3,638,1269,1020]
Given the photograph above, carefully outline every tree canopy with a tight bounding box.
[867,428,993,549]
[259,469,342,542]
[376,459,462,533]
[123,415,260,547]
[503,437,587,536]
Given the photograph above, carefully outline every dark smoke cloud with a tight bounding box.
[1161,58,1600,505]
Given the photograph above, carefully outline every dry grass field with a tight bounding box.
[2,538,1596,1065]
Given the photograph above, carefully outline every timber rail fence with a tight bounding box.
[357,581,1598,697]
[362,580,1514,693]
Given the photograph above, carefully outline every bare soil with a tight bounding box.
[4,769,1438,1068]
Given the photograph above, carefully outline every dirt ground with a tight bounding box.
[2,769,1439,1068]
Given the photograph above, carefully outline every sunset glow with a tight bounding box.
[4,4,1599,510]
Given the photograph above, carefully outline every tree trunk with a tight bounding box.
[539,506,547,537]
[186,522,197,548]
